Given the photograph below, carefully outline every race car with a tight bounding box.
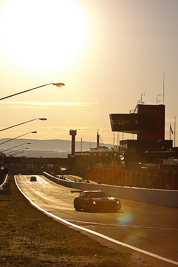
[72,190,121,212]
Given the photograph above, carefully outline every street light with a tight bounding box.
[1,143,31,153]
[0,83,65,101]
[0,131,37,146]
[0,118,47,132]
[6,148,29,157]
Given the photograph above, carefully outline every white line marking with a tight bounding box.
[67,220,178,230]
[0,174,8,188]
[14,176,178,266]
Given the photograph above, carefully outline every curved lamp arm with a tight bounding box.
[0,83,65,101]
[0,118,47,132]
[0,131,37,146]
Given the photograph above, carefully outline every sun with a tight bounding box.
[0,0,89,73]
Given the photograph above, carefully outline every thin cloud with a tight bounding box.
[4,101,98,107]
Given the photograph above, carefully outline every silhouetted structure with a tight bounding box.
[110,104,172,152]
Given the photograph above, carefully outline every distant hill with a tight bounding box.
[0,138,112,158]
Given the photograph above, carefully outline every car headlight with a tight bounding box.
[93,200,96,205]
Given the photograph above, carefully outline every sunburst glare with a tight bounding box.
[0,0,89,73]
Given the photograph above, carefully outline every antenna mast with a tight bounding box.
[163,73,165,104]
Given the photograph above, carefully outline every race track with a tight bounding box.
[15,174,178,267]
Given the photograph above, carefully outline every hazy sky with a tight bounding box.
[0,0,178,146]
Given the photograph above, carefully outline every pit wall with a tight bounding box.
[43,172,178,208]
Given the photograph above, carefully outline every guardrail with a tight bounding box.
[43,172,178,208]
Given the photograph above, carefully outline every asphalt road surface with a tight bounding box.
[15,174,178,267]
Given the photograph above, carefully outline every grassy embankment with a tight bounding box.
[0,176,152,267]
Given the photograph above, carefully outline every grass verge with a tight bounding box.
[0,176,152,267]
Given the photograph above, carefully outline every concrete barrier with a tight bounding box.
[43,172,178,208]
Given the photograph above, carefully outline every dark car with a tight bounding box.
[30,176,37,182]
[72,190,121,212]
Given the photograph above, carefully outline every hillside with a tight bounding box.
[0,138,112,158]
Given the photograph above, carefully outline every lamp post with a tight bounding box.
[1,143,31,153]
[0,131,37,146]
[0,118,47,132]
[0,83,65,101]
[6,148,29,157]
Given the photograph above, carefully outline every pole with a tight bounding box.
[97,132,100,148]
[163,73,165,104]
[170,123,171,140]
[117,133,119,147]
[113,132,115,146]
[0,118,46,132]
[1,142,31,152]
[0,131,37,146]
[174,116,176,147]
[81,137,82,152]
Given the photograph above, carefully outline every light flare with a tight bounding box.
[0,0,89,73]
[118,212,134,226]
[124,230,147,247]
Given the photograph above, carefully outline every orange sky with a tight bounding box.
[0,0,178,146]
